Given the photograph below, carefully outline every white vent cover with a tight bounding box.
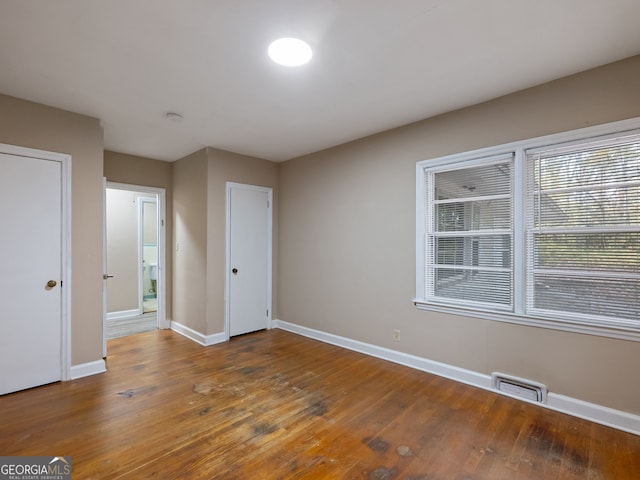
[492,372,547,403]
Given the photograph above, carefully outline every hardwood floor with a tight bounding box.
[1,329,638,479]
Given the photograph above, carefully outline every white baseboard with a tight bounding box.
[70,359,106,380]
[159,316,172,330]
[107,309,141,320]
[273,319,640,436]
[170,321,227,347]
[546,393,640,436]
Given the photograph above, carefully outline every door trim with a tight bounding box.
[0,142,72,381]
[103,182,168,352]
[138,196,157,316]
[224,182,273,340]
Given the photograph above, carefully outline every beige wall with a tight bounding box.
[206,148,279,335]
[172,147,279,336]
[173,149,208,333]
[277,56,640,415]
[104,151,173,319]
[0,94,104,366]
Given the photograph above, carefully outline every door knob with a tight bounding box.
[103,274,114,280]
[232,268,238,275]
[47,280,57,288]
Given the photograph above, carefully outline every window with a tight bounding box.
[416,120,640,339]
[426,155,514,309]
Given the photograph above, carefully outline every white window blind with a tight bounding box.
[417,120,640,339]
[426,155,514,309]
[525,134,640,324]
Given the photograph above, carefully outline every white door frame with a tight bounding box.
[0,142,72,380]
[224,182,273,340]
[138,196,157,316]
[102,178,107,357]
[103,182,168,355]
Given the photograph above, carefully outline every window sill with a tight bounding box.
[413,299,640,342]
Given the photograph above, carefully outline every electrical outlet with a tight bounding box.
[393,329,400,342]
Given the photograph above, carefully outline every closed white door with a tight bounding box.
[227,183,272,337]
[0,152,62,394]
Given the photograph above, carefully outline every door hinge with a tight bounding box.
[266,309,269,317]
[267,200,270,208]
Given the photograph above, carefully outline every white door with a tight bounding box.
[0,152,63,394]
[227,183,272,337]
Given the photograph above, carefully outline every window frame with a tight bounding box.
[425,153,515,311]
[415,117,640,342]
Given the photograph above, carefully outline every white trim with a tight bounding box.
[225,184,231,340]
[224,182,273,340]
[138,196,158,319]
[170,321,227,347]
[417,117,640,171]
[413,301,640,342]
[61,149,71,381]
[106,309,141,320]
[273,319,640,436]
[0,143,72,382]
[513,148,527,314]
[156,189,168,329]
[415,163,426,300]
[104,182,169,339]
[102,177,108,357]
[547,393,640,436]
[70,359,106,379]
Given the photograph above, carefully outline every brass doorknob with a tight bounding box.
[47,280,57,288]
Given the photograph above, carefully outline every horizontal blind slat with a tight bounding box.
[427,157,514,309]
[526,135,640,322]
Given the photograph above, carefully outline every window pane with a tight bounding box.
[426,156,514,310]
[434,269,512,305]
[532,275,639,321]
[533,143,640,191]
[435,162,511,200]
[436,202,465,232]
[534,232,639,272]
[435,235,511,268]
[436,198,511,231]
[527,135,640,323]
[435,237,465,265]
[534,185,639,228]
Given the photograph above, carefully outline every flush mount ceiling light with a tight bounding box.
[268,38,312,67]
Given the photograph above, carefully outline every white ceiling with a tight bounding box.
[1,1,639,162]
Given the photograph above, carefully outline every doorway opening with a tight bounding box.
[104,182,166,342]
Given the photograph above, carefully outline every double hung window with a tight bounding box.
[426,155,514,310]
[416,121,640,338]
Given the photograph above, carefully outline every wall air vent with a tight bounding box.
[492,372,547,403]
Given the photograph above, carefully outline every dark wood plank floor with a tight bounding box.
[1,329,638,479]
